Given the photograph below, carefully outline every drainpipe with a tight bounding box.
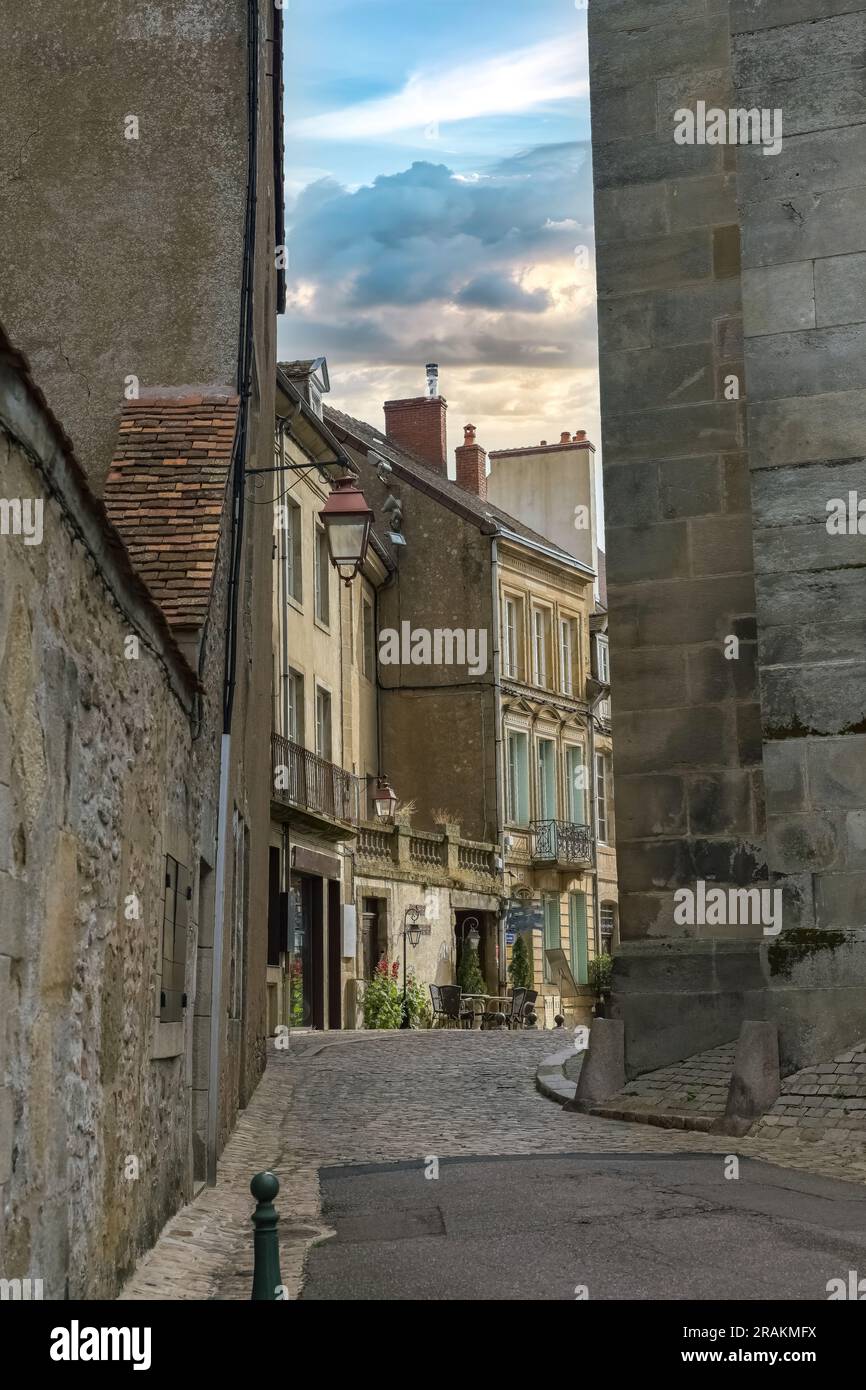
[587,687,607,959]
[206,0,259,1187]
[490,537,508,992]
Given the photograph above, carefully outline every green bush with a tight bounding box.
[405,974,433,1029]
[458,939,486,996]
[588,952,613,995]
[508,933,533,990]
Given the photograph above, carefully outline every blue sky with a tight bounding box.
[279,0,600,460]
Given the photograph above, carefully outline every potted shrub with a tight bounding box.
[458,938,486,997]
[508,933,533,991]
[588,952,613,1018]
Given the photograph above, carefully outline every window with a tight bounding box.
[160,855,190,1023]
[316,685,332,761]
[531,607,551,688]
[565,744,587,824]
[600,903,617,955]
[314,524,330,626]
[286,500,302,603]
[362,594,375,679]
[597,634,610,685]
[559,616,577,695]
[287,668,304,745]
[503,597,519,678]
[505,729,530,826]
[595,751,610,844]
[536,738,557,820]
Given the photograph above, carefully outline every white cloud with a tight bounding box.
[290,38,587,143]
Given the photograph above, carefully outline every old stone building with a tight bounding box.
[325,370,619,1014]
[589,0,866,1075]
[1,0,284,1296]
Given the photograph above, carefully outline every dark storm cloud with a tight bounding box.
[456,273,551,313]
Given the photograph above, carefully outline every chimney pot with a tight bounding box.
[574,429,587,441]
[560,431,571,444]
[540,440,547,447]
[455,423,487,499]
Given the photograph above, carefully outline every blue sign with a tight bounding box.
[505,900,543,933]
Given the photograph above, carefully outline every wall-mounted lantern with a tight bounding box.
[320,475,373,583]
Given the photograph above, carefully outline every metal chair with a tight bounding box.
[505,987,538,1029]
[429,984,449,1027]
[439,984,475,1029]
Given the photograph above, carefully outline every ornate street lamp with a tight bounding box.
[372,775,397,823]
[319,475,374,584]
[401,904,425,1030]
[464,917,480,952]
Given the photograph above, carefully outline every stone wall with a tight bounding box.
[0,349,205,1298]
[733,1,866,938]
[590,0,764,948]
[589,0,866,1072]
[0,0,252,491]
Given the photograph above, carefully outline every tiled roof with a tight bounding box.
[324,405,591,573]
[104,394,238,630]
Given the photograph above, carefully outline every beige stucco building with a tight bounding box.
[487,432,603,603]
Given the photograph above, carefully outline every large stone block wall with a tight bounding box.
[590,0,866,1070]
[0,399,204,1296]
[590,0,765,946]
[733,0,866,936]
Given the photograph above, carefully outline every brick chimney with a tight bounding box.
[383,363,447,472]
[455,423,487,499]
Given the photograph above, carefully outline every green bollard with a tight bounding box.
[250,1171,283,1301]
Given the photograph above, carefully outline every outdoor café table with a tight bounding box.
[481,996,511,1028]
[460,994,511,1029]
[459,993,488,1029]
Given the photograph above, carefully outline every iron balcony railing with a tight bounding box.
[272,732,363,824]
[530,819,593,866]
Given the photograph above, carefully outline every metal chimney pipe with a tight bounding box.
[426,363,439,398]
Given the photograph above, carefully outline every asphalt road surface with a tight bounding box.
[301,1152,866,1300]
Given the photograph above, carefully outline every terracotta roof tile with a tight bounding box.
[104,395,239,630]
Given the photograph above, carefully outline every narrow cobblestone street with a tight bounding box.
[120,1032,866,1301]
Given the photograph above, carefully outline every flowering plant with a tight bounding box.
[362,959,433,1029]
[363,958,403,1029]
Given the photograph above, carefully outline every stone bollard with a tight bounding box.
[250,1171,283,1301]
[718,1020,780,1137]
[564,1017,625,1112]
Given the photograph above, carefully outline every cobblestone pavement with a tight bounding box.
[750,1039,866,1147]
[119,1030,866,1301]
[598,1041,736,1124]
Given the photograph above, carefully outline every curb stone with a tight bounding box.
[535,1047,582,1105]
